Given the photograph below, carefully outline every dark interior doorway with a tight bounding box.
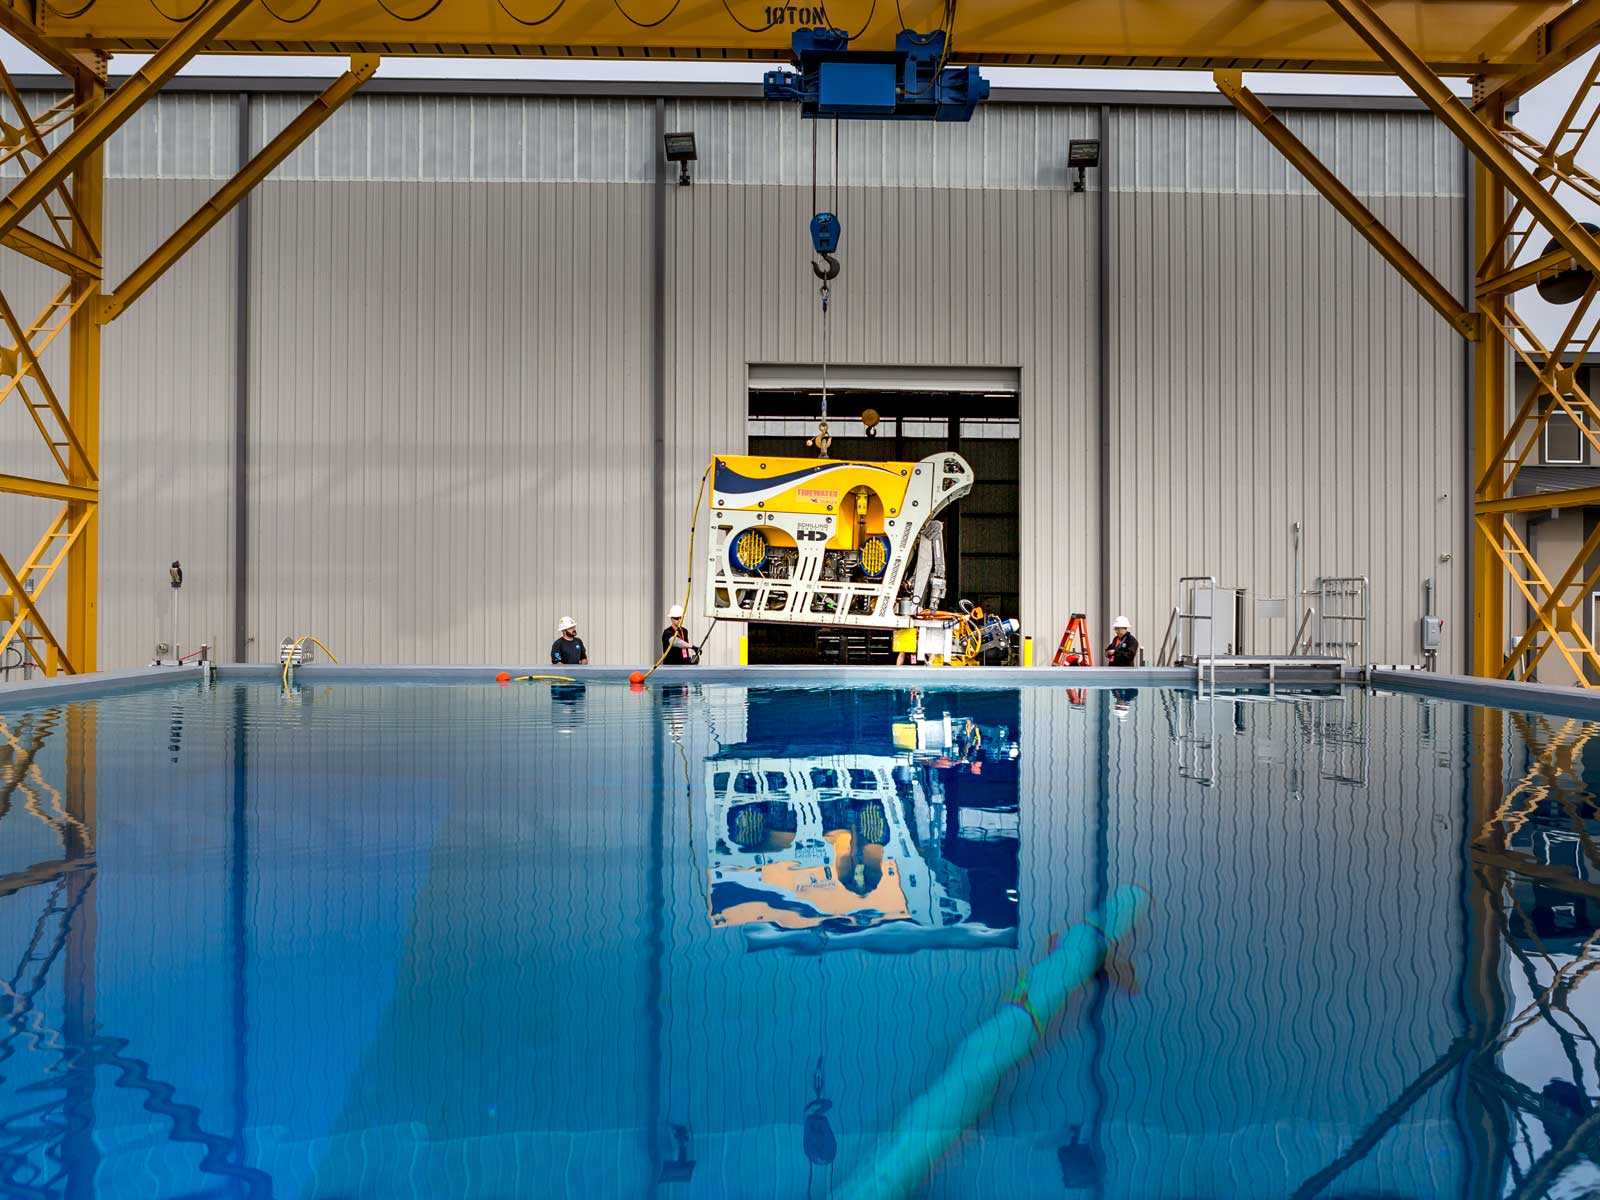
[746,388,1020,665]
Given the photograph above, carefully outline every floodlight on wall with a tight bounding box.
[663,131,698,186]
[1068,139,1101,193]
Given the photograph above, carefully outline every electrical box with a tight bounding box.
[1421,615,1444,652]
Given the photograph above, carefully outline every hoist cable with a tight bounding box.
[610,0,684,28]
[372,0,446,23]
[256,0,323,25]
[819,0,877,41]
[495,0,567,27]
[720,0,777,32]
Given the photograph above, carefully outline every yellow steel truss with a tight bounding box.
[15,0,1571,70]
[0,38,370,672]
[0,0,1592,672]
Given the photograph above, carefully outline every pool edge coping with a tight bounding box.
[1369,668,1600,718]
[0,663,207,708]
[7,662,1600,722]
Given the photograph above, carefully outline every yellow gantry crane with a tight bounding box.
[0,0,1593,677]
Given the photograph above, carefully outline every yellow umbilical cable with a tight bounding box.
[633,462,714,687]
[281,634,339,691]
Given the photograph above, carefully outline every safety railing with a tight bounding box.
[1162,576,1220,693]
[1309,576,1369,670]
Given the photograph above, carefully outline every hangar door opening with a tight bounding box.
[746,367,1021,665]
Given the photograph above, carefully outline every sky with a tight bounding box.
[0,38,1595,347]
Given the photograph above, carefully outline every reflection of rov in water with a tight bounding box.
[709,755,964,932]
[706,714,1020,950]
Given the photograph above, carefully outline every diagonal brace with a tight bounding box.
[1324,0,1600,285]
[2,228,100,279]
[99,54,377,323]
[1215,69,1477,340]
[0,0,256,244]
[1479,247,1575,298]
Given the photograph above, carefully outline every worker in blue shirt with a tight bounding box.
[551,616,589,666]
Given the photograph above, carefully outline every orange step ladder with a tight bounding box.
[1052,613,1094,667]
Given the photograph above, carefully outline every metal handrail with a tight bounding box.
[1312,576,1370,670]
[1290,606,1315,655]
[1156,605,1181,667]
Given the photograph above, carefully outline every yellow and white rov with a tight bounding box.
[704,452,1018,665]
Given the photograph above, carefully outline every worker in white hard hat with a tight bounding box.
[1106,616,1140,668]
[661,604,700,665]
[550,616,589,666]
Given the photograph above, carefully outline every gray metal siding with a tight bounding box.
[1108,106,1466,671]
[245,178,652,665]
[0,92,1467,669]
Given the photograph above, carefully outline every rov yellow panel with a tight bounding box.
[36,0,1564,72]
[712,455,914,520]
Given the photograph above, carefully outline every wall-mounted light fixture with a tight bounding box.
[1068,139,1101,194]
[663,131,698,186]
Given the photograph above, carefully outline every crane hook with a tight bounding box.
[811,252,840,282]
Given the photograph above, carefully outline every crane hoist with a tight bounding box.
[696,22,1015,665]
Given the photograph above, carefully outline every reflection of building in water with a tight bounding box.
[1160,688,1370,791]
[704,690,1021,944]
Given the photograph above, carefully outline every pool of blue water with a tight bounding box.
[0,677,1593,1198]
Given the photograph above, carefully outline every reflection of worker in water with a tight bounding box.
[1106,616,1140,667]
[660,605,700,665]
[550,683,586,734]
[1112,688,1137,721]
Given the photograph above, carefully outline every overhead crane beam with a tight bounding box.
[22,0,1570,73]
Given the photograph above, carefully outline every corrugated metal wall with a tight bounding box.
[1109,106,1467,669]
[0,89,1466,669]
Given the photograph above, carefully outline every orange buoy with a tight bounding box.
[495,671,511,684]
[628,671,647,686]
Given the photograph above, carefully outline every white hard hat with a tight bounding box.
[558,616,577,633]
[1113,615,1131,629]
[668,605,685,620]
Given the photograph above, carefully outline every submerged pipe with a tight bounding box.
[837,884,1151,1200]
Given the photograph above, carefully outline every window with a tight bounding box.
[1544,398,1587,464]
